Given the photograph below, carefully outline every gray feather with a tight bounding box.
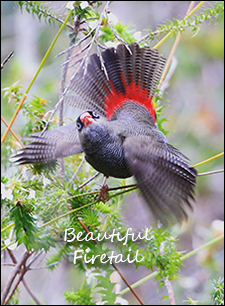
[123,135,197,225]
[12,123,82,165]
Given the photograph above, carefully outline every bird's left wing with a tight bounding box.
[123,135,197,225]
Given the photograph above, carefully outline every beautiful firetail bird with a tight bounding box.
[13,43,197,225]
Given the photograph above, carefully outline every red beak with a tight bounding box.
[80,112,95,128]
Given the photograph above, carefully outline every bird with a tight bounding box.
[13,42,197,225]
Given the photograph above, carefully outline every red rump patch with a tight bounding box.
[104,80,156,122]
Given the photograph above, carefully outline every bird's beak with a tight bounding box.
[80,112,95,128]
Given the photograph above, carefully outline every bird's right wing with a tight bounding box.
[123,135,197,226]
[12,123,83,165]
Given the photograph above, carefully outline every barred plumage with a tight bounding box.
[12,123,82,164]
[12,43,197,226]
[64,43,166,120]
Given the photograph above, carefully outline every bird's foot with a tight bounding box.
[97,184,109,202]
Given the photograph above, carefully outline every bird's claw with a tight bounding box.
[97,184,109,202]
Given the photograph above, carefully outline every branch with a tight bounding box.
[1,250,32,305]
[6,249,42,304]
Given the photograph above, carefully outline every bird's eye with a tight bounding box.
[76,121,82,130]
[92,112,99,119]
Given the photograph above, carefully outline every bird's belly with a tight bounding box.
[84,149,131,179]
[80,123,132,178]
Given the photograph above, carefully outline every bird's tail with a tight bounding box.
[65,43,166,122]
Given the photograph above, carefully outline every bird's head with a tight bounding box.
[76,110,110,152]
[76,111,100,131]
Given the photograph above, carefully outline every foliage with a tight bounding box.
[211,277,224,305]
[183,297,203,305]
[144,1,224,42]
[64,287,94,305]
[16,1,103,28]
[16,1,66,25]
[1,1,224,305]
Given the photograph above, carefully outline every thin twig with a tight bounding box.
[82,1,111,76]
[77,172,101,190]
[193,152,224,168]
[158,1,195,88]
[137,1,195,46]
[21,278,42,305]
[59,15,82,178]
[158,57,177,96]
[69,156,85,184]
[56,25,97,58]
[1,51,14,70]
[96,41,108,50]
[107,184,137,192]
[66,57,83,69]
[29,262,59,270]
[97,43,109,80]
[67,183,137,201]
[197,169,224,176]
[26,250,45,269]
[60,42,91,67]
[1,263,16,267]
[1,94,27,146]
[105,12,132,54]
[1,116,24,148]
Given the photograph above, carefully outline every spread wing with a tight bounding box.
[12,123,83,165]
[123,135,197,225]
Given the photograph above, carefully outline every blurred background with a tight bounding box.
[1,1,224,305]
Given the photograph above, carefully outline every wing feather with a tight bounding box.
[12,123,82,165]
[124,136,197,225]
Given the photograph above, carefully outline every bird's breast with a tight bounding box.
[79,123,131,178]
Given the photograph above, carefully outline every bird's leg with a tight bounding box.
[97,176,109,202]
